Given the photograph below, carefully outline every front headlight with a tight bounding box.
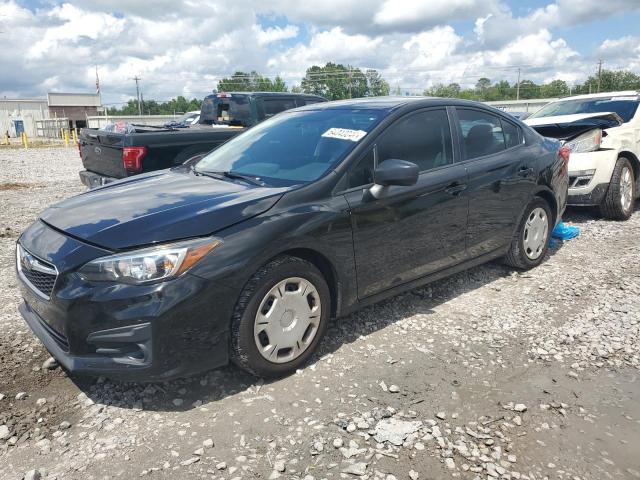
[563,128,602,154]
[78,238,220,284]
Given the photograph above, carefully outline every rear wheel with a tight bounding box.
[600,157,635,220]
[230,256,330,377]
[504,197,552,270]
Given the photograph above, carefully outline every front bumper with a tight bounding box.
[567,150,617,206]
[79,170,117,189]
[20,302,159,378]
[16,223,236,382]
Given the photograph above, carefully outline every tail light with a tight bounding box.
[558,146,570,176]
[122,146,147,174]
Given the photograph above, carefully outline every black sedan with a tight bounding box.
[16,97,568,381]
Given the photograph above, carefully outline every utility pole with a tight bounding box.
[516,67,521,101]
[131,76,142,115]
[597,59,603,93]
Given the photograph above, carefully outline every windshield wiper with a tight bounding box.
[196,170,265,186]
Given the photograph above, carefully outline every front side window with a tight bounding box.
[377,109,453,172]
[457,109,506,159]
[195,109,384,186]
[346,149,375,189]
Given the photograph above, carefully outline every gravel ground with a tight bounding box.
[0,147,639,480]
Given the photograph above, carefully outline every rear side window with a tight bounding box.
[501,119,521,149]
[457,109,505,159]
[261,98,297,118]
[377,109,453,172]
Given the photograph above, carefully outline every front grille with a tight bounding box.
[21,268,57,297]
[36,313,70,352]
[16,244,58,299]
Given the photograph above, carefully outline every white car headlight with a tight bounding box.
[79,238,220,284]
[563,128,602,154]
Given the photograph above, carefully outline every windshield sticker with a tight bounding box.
[610,96,639,101]
[321,128,368,142]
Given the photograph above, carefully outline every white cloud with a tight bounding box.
[475,0,640,49]
[268,27,384,73]
[374,0,500,31]
[253,24,299,45]
[0,0,638,103]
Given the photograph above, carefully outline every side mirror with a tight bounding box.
[374,159,419,187]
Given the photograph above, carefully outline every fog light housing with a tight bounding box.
[569,169,595,188]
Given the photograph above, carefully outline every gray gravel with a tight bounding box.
[1,147,639,479]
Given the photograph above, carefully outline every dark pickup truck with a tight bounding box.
[78,92,326,188]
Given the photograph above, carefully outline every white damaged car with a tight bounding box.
[526,91,639,219]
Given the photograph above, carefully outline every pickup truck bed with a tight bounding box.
[78,125,243,188]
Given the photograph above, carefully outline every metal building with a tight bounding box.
[0,98,49,138]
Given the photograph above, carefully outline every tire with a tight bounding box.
[504,197,553,270]
[599,157,636,220]
[230,255,331,378]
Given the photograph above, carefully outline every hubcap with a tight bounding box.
[620,166,633,212]
[254,277,321,363]
[523,207,548,260]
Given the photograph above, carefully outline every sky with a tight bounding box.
[1,0,640,105]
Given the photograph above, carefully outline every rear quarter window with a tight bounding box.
[501,119,521,149]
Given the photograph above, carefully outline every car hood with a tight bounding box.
[40,169,289,250]
[525,112,624,141]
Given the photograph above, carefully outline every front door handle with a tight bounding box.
[518,166,534,176]
[444,182,467,195]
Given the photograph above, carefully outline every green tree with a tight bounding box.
[365,69,390,96]
[107,96,204,116]
[574,69,640,94]
[540,79,569,98]
[475,77,491,99]
[217,71,288,92]
[424,83,462,98]
[517,79,540,99]
[301,63,386,100]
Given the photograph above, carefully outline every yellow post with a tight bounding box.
[60,127,64,140]
[2,133,7,145]
[22,132,29,149]
[72,128,78,144]
[63,130,70,147]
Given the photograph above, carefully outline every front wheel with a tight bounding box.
[504,198,553,270]
[600,157,635,220]
[230,256,330,378]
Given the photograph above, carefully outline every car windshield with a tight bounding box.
[195,108,384,186]
[529,96,640,122]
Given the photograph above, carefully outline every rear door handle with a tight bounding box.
[444,182,467,195]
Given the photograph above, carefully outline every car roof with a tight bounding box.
[292,96,508,113]
[205,92,325,99]
[555,91,640,102]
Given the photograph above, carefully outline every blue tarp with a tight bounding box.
[549,222,580,248]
